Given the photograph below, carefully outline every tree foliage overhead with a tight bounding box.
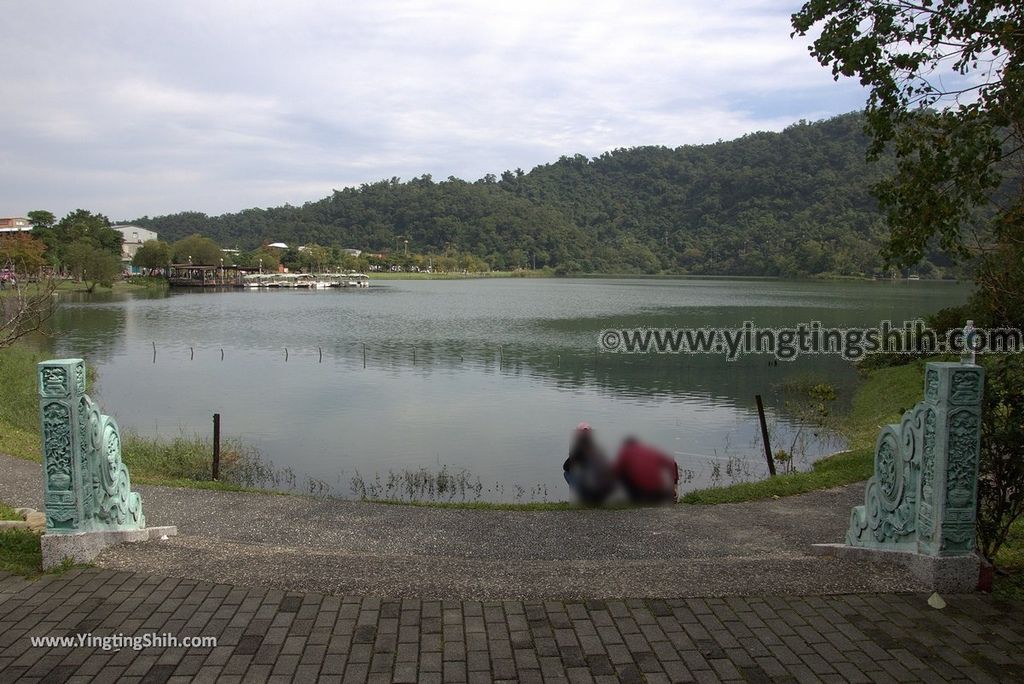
[792,0,1024,563]
[792,0,1023,288]
[131,113,953,277]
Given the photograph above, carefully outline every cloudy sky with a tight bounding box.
[1,0,866,220]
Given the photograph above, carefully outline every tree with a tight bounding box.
[977,354,1024,561]
[56,209,122,254]
[132,240,171,272]
[64,241,121,293]
[792,0,1023,316]
[236,248,279,272]
[171,234,222,265]
[0,234,48,275]
[0,273,59,349]
[792,0,1024,562]
[26,210,55,231]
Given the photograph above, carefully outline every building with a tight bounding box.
[111,225,159,267]
[342,248,362,257]
[0,217,31,233]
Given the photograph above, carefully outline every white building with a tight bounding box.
[111,225,159,261]
[0,217,31,233]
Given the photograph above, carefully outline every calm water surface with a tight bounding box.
[47,278,968,501]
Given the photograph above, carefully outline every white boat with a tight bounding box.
[346,272,370,288]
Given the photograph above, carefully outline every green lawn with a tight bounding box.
[0,529,43,577]
[681,360,927,505]
[0,498,42,577]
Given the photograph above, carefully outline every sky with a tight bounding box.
[0,0,867,220]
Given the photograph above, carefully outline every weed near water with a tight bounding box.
[681,360,927,505]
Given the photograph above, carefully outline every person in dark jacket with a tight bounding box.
[562,423,615,505]
[614,436,679,504]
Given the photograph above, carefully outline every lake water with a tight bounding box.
[45,277,967,502]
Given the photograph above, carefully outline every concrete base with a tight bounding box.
[811,543,981,593]
[41,526,178,570]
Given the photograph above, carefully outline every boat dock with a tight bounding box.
[167,265,370,288]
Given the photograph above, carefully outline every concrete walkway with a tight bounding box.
[2,568,1023,683]
[2,454,922,600]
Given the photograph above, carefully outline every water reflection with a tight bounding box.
[39,278,968,501]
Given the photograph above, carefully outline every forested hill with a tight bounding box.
[131,112,948,277]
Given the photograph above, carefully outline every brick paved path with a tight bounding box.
[2,569,1023,683]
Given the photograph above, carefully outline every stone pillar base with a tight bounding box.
[810,543,981,593]
[41,526,178,570]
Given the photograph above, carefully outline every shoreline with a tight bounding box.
[0,345,922,511]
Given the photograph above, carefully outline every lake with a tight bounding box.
[44,277,968,502]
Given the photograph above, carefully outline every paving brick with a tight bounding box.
[6,570,1024,684]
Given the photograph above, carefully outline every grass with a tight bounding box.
[995,518,1024,600]
[365,497,650,511]
[680,360,928,504]
[0,528,44,577]
[0,278,166,300]
[0,502,20,520]
[0,497,81,578]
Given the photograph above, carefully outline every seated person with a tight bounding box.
[562,423,615,505]
[614,437,679,504]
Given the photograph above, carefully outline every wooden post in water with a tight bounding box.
[212,413,221,481]
[755,394,776,476]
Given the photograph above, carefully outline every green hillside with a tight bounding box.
[131,112,957,277]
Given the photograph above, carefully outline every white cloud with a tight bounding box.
[0,0,866,218]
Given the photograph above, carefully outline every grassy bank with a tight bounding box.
[0,344,265,493]
[681,360,927,504]
[0,278,167,300]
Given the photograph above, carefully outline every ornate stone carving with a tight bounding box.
[38,359,146,534]
[846,362,984,557]
[925,368,939,403]
[917,409,937,541]
[950,369,981,405]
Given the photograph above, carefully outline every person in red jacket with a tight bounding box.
[614,437,679,504]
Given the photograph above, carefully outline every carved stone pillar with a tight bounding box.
[37,358,157,555]
[38,358,92,533]
[846,361,984,558]
[916,362,984,557]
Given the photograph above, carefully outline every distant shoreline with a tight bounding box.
[367,270,968,284]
